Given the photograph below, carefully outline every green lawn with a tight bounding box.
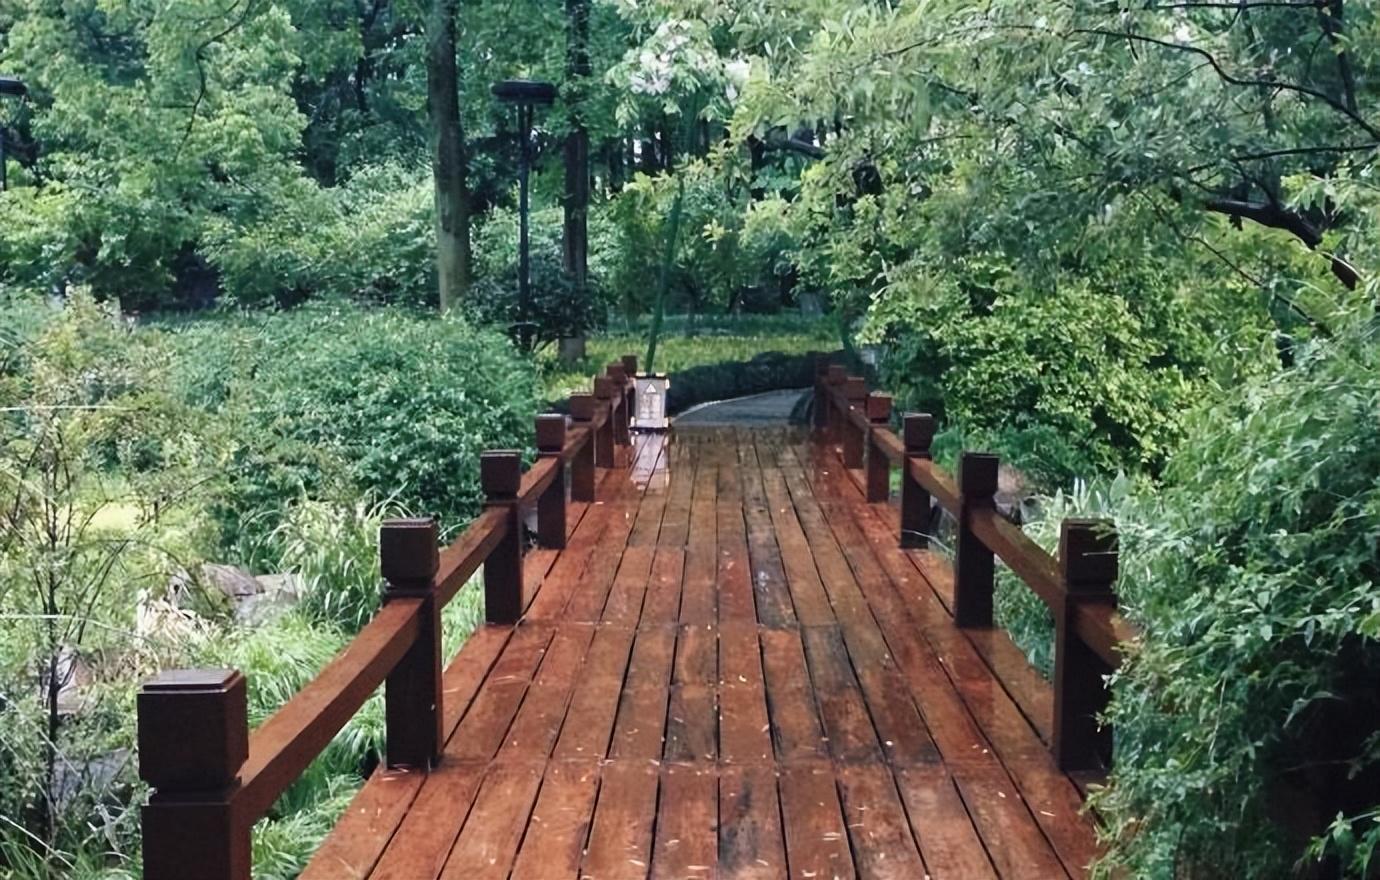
[541,314,835,400]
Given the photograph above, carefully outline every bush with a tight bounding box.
[203,164,435,309]
[1094,332,1380,878]
[163,304,541,554]
[468,204,612,346]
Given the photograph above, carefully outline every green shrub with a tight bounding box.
[1094,332,1380,878]
[163,304,541,554]
[203,164,435,308]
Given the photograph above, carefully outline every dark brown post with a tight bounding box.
[536,415,568,549]
[482,451,526,624]
[865,393,892,502]
[606,364,631,445]
[622,354,639,419]
[825,365,847,442]
[139,670,251,880]
[1053,519,1118,772]
[570,394,596,502]
[593,376,617,467]
[842,377,868,468]
[380,518,442,769]
[954,452,998,628]
[900,414,935,548]
[813,357,831,432]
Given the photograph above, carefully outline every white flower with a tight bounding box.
[725,58,751,87]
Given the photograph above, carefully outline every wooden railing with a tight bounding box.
[135,357,641,880]
[813,360,1136,775]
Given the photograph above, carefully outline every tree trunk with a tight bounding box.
[562,0,591,302]
[427,0,469,311]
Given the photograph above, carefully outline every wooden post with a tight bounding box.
[622,354,639,419]
[813,357,831,432]
[379,518,442,769]
[900,414,936,548]
[536,415,568,549]
[865,393,892,502]
[825,365,847,443]
[482,451,525,624]
[139,669,251,880]
[1054,519,1118,772]
[842,377,868,469]
[593,376,617,467]
[570,394,596,502]
[606,363,632,445]
[954,452,998,628]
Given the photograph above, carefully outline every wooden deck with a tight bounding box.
[302,427,1099,880]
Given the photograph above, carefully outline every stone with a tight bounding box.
[200,563,261,600]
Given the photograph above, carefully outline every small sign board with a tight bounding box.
[634,374,670,431]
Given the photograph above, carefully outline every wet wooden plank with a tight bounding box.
[680,544,719,625]
[658,438,695,548]
[758,462,836,627]
[953,763,1070,879]
[566,505,639,622]
[510,760,601,879]
[719,766,788,879]
[837,765,928,880]
[894,766,997,880]
[439,625,512,749]
[497,624,597,759]
[665,684,717,763]
[739,437,796,629]
[651,764,718,879]
[368,761,484,880]
[718,621,773,765]
[552,625,637,760]
[641,547,686,625]
[581,760,661,878]
[603,544,657,624]
[610,626,675,760]
[674,623,718,685]
[760,629,830,762]
[778,762,856,880]
[448,625,555,761]
[438,760,544,880]
[800,626,884,765]
[299,769,424,880]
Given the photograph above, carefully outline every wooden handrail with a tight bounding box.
[434,508,509,607]
[813,358,1132,774]
[239,598,423,820]
[906,457,960,515]
[517,455,560,503]
[136,357,642,880]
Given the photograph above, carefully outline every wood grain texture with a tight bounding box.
[299,426,1101,880]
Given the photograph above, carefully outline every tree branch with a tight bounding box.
[1205,197,1360,288]
[1075,27,1380,140]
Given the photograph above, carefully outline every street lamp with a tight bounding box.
[492,79,557,351]
[0,76,27,192]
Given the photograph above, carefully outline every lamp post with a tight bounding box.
[0,76,27,192]
[491,79,557,351]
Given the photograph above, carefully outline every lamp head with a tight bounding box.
[491,79,557,106]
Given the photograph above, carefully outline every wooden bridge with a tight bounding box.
[136,359,1131,879]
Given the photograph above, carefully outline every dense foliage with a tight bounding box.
[162,304,540,553]
[4,0,1380,875]
[1094,332,1380,877]
[0,294,528,877]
